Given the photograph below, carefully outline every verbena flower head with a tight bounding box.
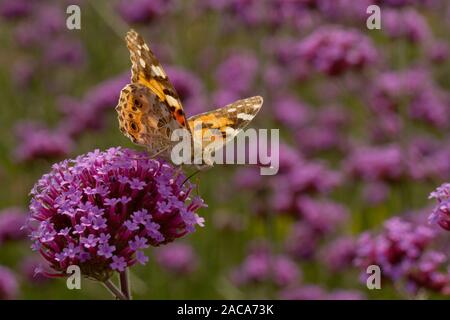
[0,207,27,244]
[383,9,430,43]
[26,147,206,281]
[345,144,404,182]
[155,243,198,275]
[296,26,377,76]
[0,266,18,300]
[320,236,356,272]
[231,242,301,288]
[429,183,450,231]
[14,121,73,162]
[117,0,170,24]
[354,217,449,295]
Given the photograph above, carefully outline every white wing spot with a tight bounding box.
[151,65,166,79]
[237,113,254,121]
[227,108,236,113]
[224,127,237,136]
[166,95,179,108]
[139,58,146,68]
[143,43,150,51]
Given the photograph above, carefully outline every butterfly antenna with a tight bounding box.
[182,169,201,186]
[148,146,170,159]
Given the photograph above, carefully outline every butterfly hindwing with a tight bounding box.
[116,83,184,157]
[187,96,263,155]
[126,29,188,128]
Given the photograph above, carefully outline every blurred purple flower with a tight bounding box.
[117,0,170,24]
[344,144,404,182]
[428,40,449,63]
[14,121,74,162]
[296,197,348,234]
[0,266,18,300]
[286,160,342,194]
[354,217,449,295]
[11,60,35,89]
[211,90,241,109]
[20,256,49,284]
[297,26,377,76]
[273,96,311,129]
[231,243,301,288]
[370,112,403,143]
[369,68,449,128]
[285,222,321,260]
[383,9,430,43]
[320,237,356,272]
[27,147,206,280]
[57,73,129,137]
[362,181,390,206]
[408,89,449,128]
[0,207,27,244]
[0,0,31,20]
[155,243,198,275]
[44,38,85,67]
[317,0,374,23]
[215,52,258,95]
[296,125,345,156]
[429,183,450,231]
[407,137,450,181]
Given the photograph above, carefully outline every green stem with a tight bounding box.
[103,279,128,300]
[119,269,132,300]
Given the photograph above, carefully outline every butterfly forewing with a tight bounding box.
[125,29,188,129]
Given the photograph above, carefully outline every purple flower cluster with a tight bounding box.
[429,183,450,231]
[0,266,18,300]
[14,73,129,162]
[8,2,85,81]
[155,243,198,275]
[320,237,356,272]
[0,0,31,20]
[354,217,450,295]
[57,73,129,138]
[383,9,431,43]
[344,145,404,182]
[369,69,449,129]
[296,26,377,76]
[117,0,172,24]
[231,243,301,288]
[27,147,205,280]
[0,207,27,244]
[284,199,348,261]
[213,52,258,106]
[13,121,74,162]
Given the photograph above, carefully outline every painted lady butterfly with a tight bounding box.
[116,29,263,166]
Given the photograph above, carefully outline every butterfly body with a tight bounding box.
[116,29,263,166]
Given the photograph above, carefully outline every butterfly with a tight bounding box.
[116,29,263,167]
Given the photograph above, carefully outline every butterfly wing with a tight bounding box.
[187,96,263,164]
[125,29,188,129]
[116,83,184,157]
